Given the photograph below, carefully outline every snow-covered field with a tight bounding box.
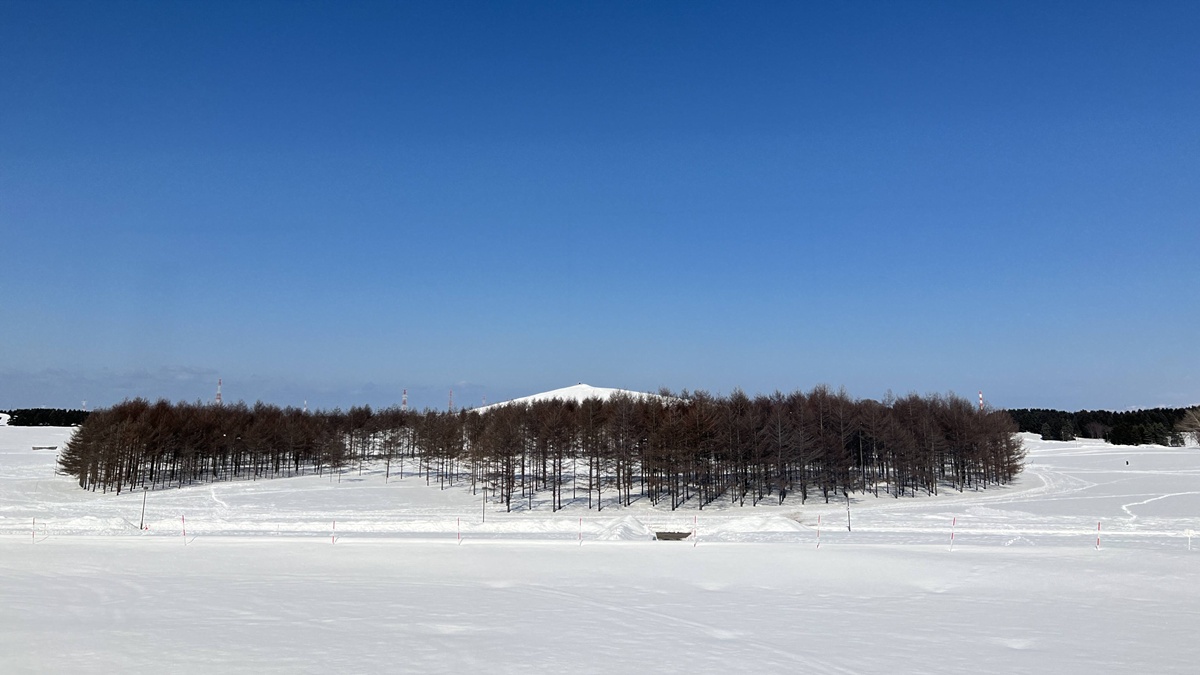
[2,419,1198,673]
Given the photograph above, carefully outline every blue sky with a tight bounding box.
[2,0,1197,412]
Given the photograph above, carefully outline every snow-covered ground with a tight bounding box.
[2,424,1198,673]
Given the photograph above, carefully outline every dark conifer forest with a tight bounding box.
[1006,407,1192,446]
[4,408,91,427]
[58,388,1025,508]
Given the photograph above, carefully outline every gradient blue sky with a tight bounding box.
[2,0,1197,412]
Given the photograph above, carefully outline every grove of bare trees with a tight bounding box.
[59,388,1025,509]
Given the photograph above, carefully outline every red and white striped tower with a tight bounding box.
[216,379,223,406]
[448,389,454,412]
[401,389,408,412]
[978,390,984,412]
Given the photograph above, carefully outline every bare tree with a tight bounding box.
[1176,407,1200,446]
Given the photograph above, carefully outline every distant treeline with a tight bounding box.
[59,388,1024,509]
[1006,407,1193,446]
[3,408,91,426]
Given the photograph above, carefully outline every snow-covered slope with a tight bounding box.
[472,382,668,412]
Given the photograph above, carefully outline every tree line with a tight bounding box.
[1006,407,1195,446]
[58,388,1025,510]
[4,408,91,426]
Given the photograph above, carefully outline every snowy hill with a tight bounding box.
[472,382,670,412]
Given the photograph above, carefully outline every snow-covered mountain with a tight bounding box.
[472,383,669,412]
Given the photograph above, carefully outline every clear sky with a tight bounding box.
[2,0,1197,412]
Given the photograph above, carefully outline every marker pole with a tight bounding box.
[693,514,697,548]
[1095,521,1101,550]
[182,515,187,545]
[139,487,148,531]
[816,514,821,550]
[846,491,852,532]
[457,517,461,544]
[332,520,336,545]
[950,516,956,552]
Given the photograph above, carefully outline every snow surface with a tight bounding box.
[3,426,1199,673]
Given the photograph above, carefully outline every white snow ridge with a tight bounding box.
[595,515,656,541]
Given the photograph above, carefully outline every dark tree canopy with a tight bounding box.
[1008,407,1192,445]
[4,408,91,427]
[59,389,1025,508]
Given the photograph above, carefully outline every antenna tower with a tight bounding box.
[216,378,223,406]
[449,388,454,412]
[402,389,408,412]
[978,390,984,412]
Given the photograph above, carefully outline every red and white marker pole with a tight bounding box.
[1095,521,1101,550]
[950,516,957,551]
[32,517,35,545]
[816,514,822,550]
[332,520,336,545]
[181,515,187,545]
[693,514,698,548]
[457,517,461,544]
[579,517,583,546]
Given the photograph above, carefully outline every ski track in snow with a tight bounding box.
[210,486,230,510]
[1120,491,1200,521]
